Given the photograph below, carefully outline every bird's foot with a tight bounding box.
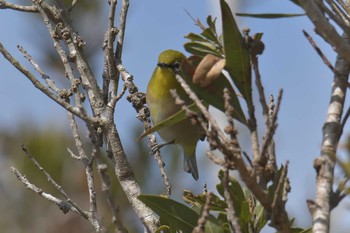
[150,140,175,154]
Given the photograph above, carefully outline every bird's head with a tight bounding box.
[157,50,186,71]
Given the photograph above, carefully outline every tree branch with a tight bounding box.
[0,0,38,12]
[300,0,350,63]
[310,33,350,233]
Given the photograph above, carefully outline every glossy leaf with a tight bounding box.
[138,102,200,140]
[216,170,254,233]
[138,195,199,232]
[220,0,253,107]
[202,28,220,45]
[253,199,268,232]
[183,190,228,211]
[185,32,209,42]
[217,170,246,202]
[207,16,218,36]
[205,216,229,233]
[184,41,221,57]
[182,190,231,233]
[236,13,305,18]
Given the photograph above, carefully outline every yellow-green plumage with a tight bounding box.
[146,50,202,180]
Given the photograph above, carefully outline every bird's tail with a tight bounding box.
[183,153,199,181]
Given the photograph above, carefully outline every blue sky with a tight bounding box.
[1,0,350,232]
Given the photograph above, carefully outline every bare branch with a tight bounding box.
[96,162,127,233]
[67,113,99,215]
[0,43,95,122]
[251,55,268,118]
[35,0,104,108]
[270,161,291,231]
[206,151,226,167]
[192,192,213,233]
[341,105,350,129]
[223,168,242,233]
[11,167,85,215]
[172,74,271,206]
[115,0,129,63]
[260,90,283,163]
[322,1,350,34]
[303,30,339,75]
[311,33,350,233]
[299,0,350,63]
[19,145,90,220]
[117,63,172,197]
[17,45,64,95]
[102,0,119,103]
[0,0,38,12]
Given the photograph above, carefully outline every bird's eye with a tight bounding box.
[173,61,181,72]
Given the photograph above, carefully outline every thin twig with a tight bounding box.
[260,90,283,162]
[336,0,349,12]
[0,0,38,12]
[300,1,350,63]
[172,74,271,207]
[96,161,127,233]
[67,113,99,216]
[102,0,118,103]
[17,45,63,96]
[303,30,339,75]
[251,55,268,119]
[117,64,172,196]
[303,29,350,88]
[322,1,350,33]
[341,105,350,130]
[270,161,291,231]
[206,151,226,166]
[223,167,242,233]
[40,0,103,106]
[115,0,129,62]
[19,145,88,218]
[0,43,95,122]
[110,0,130,102]
[10,167,86,215]
[192,192,213,233]
[68,0,79,11]
[267,95,277,171]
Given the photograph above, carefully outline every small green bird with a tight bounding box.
[146,50,203,180]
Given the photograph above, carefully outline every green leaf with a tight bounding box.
[253,200,267,232]
[183,190,228,211]
[205,217,230,233]
[220,0,253,107]
[217,170,246,202]
[216,170,254,233]
[253,33,264,41]
[185,32,209,42]
[207,16,218,36]
[236,13,305,18]
[138,102,200,140]
[184,41,221,58]
[202,28,221,46]
[138,195,199,232]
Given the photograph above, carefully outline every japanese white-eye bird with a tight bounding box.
[146,50,203,180]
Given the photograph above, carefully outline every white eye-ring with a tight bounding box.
[173,61,181,72]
